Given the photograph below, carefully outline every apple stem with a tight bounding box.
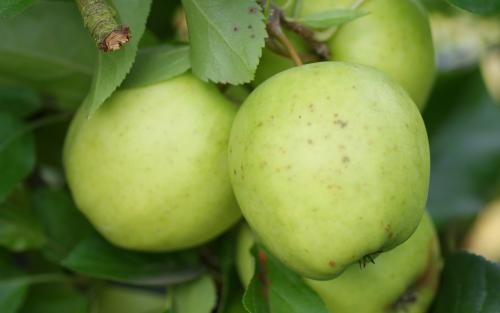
[265,5,303,66]
[75,0,131,52]
[263,3,331,61]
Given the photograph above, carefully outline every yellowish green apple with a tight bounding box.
[256,0,436,110]
[64,73,240,251]
[236,212,442,313]
[91,284,166,313]
[229,62,430,279]
[464,199,500,261]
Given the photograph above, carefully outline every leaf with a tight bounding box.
[432,252,500,313]
[0,203,46,252]
[243,246,329,313]
[0,0,35,19]
[424,71,500,227]
[32,188,93,261]
[0,252,28,313]
[291,9,368,29]
[0,266,66,313]
[171,274,217,313]
[447,0,500,15]
[82,0,152,116]
[181,0,267,84]
[214,233,240,313]
[0,113,35,202]
[61,234,204,286]
[19,283,88,313]
[0,86,42,118]
[0,1,96,108]
[121,44,191,89]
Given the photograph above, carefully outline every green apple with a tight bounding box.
[255,0,435,110]
[325,0,436,110]
[91,284,166,313]
[64,73,240,251]
[236,212,442,313]
[464,200,500,261]
[229,62,430,279]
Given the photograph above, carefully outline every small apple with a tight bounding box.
[464,199,500,261]
[255,0,435,110]
[64,73,240,251]
[236,212,442,313]
[91,284,166,313]
[326,0,436,109]
[229,62,430,279]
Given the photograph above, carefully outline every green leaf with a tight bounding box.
[0,1,96,108]
[0,113,35,202]
[121,44,190,89]
[432,252,500,313]
[214,233,240,313]
[0,270,66,313]
[447,0,500,15]
[171,274,217,313]
[0,0,35,19]
[19,283,88,313]
[291,9,368,29]
[0,203,46,252]
[61,234,204,286]
[32,188,93,261]
[243,246,329,313]
[181,0,267,84]
[0,86,42,118]
[425,71,500,227]
[0,277,28,313]
[82,0,152,116]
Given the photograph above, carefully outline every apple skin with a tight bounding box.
[257,0,435,110]
[464,200,500,262]
[229,62,430,280]
[64,73,240,251]
[236,212,442,313]
[92,284,166,313]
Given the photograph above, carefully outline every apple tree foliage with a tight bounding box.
[0,0,500,312]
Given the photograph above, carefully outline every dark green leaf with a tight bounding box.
[447,0,500,15]
[0,86,42,118]
[433,252,500,313]
[243,246,329,313]
[171,274,217,313]
[0,203,46,252]
[0,1,96,108]
[19,283,88,313]
[61,234,203,286]
[214,233,240,313]
[0,0,35,19]
[181,0,267,84]
[0,113,35,202]
[0,252,28,313]
[425,71,500,227]
[32,188,93,261]
[121,44,190,89]
[82,0,152,116]
[291,9,367,29]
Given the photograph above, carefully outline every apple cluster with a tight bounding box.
[63,0,442,312]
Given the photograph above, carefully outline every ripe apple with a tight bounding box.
[256,0,436,110]
[464,199,500,261]
[229,62,430,279]
[91,284,166,313]
[236,212,442,313]
[64,73,240,251]
[326,0,436,110]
